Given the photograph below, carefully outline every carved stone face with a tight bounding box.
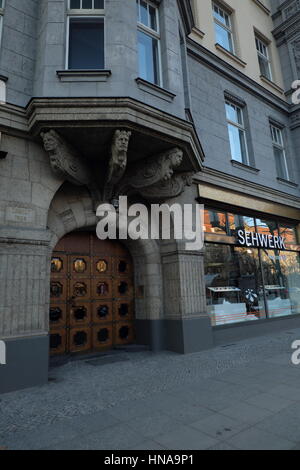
[170,149,183,168]
[43,133,58,152]
[115,132,130,153]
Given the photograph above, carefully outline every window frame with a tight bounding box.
[255,35,272,81]
[270,123,290,181]
[225,100,249,166]
[212,2,235,54]
[136,0,163,87]
[66,0,105,70]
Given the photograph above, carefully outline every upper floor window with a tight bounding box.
[213,3,234,53]
[67,0,105,70]
[137,0,162,86]
[255,36,272,81]
[270,124,289,181]
[70,0,104,8]
[225,101,249,165]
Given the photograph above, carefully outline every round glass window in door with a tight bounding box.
[50,282,63,298]
[51,258,63,273]
[74,259,87,274]
[96,260,108,274]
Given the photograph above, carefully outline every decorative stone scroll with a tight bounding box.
[117,147,188,200]
[41,129,91,186]
[138,173,194,200]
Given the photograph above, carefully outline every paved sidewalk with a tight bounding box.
[1,328,300,450]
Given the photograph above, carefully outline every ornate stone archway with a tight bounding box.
[47,182,164,351]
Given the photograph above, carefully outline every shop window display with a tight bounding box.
[204,209,227,234]
[205,244,265,325]
[204,208,300,326]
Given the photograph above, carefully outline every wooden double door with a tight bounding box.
[50,232,135,356]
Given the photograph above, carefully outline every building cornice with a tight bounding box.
[195,167,300,211]
[186,39,290,113]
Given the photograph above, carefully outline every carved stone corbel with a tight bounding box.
[138,172,194,200]
[103,130,132,200]
[118,147,184,196]
[41,129,91,186]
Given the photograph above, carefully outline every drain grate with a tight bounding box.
[86,356,129,367]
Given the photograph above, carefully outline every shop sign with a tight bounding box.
[237,230,286,250]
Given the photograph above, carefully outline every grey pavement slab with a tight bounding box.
[190,413,250,439]
[243,392,295,412]
[2,327,300,450]
[220,402,273,425]
[154,425,219,450]
[226,427,296,450]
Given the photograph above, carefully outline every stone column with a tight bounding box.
[162,248,213,354]
[0,229,51,393]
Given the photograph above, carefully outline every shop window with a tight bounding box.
[137,0,162,86]
[255,35,272,81]
[204,209,227,234]
[255,218,278,237]
[205,244,265,326]
[260,250,300,318]
[270,124,289,181]
[279,224,297,245]
[228,214,256,236]
[225,101,249,165]
[213,2,234,53]
[67,0,105,70]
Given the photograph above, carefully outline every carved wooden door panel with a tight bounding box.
[50,233,135,356]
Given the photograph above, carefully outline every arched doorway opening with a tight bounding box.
[49,231,135,356]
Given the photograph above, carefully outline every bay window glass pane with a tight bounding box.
[260,250,296,318]
[138,30,159,85]
[94,0,104,8]
[82,0,93,8]
[255,218,278,237]
[228,214,256,235]
[70,0,80,8]
[215,23,233,52]
[69,18,104,70]
[204,209,227,234]
[205,244,264,325]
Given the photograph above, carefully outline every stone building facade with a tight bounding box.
[0,0,299,393]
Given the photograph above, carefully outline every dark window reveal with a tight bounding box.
[69,18,104,70]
